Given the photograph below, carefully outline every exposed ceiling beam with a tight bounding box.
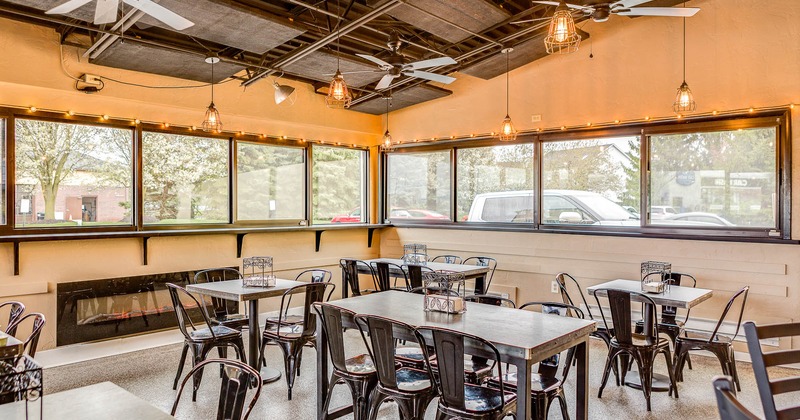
[83,7,148,59]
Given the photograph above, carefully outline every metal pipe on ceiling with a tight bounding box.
[83,7,148,59]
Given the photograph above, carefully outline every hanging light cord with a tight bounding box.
[385,99,390,132]
[682,1,686,82]
[506,51,510,116]
[336,0,341,71]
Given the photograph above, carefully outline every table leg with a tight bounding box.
[473,274,486,295]
[576,337,589,420]
[248,299,281,384]
[316,312,329,419]
[625,302,670,392]
[514,358,533,420]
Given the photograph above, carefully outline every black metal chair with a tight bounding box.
[172,358,262,420]
[6,312,45,358]
[463,256,498,294]
[192,268,249,363]
[418,325,516,420]
[594,288,678,411]
[0,301,25,336]
[372,261,410,292]
[340,259,378,298]
[260,282,334,400]
[314,303,378,420]
[431,255,462,264]
[354,314,437,420]
[266,268,334,326]
[167,283,247,401]
[674,286,749,390]
[404,264,436,290]
[488,302,583,420]
[713,376,759,420]
[451,294,515,385]
[744,320,800,420]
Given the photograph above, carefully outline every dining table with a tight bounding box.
[186,278,306,383]
[357,258,491,295]
[587,279,713,391]
[315,290,596,420]
[0,381,174,419]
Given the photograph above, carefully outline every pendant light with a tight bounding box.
[201,54,222,132]
[672,4,696,113]
[498,47,517,142]
[325,0,352,109]
[381,96,393,151]
[544,1,581,55]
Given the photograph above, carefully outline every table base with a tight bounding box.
[624,371,671,392]
[261,367,282,383]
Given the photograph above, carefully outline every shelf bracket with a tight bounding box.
[13,242,19,276]
[237,233,247,258]
[142,237,149,265]
[367,228,376,248]
[315,230,324,252]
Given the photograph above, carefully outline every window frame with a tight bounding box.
[309,143,370,226]
[384,148,455,224]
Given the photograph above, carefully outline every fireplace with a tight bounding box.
[56,269,238,346]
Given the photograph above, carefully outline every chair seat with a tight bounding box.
[212,313,249,327]
[613,333,670,348]
[678,333,732,346]
[263,323,305,339]
[265,314,305,325]
[343,353,377,375]
[486,371,561,393]
[189,325,241,341]
[396,367,433,392]
[430,356,493,383]
[462,383,516,413]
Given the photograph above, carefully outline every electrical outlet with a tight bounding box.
[80,74,102,86]
[551,280,559,294]
[531,114,542,122]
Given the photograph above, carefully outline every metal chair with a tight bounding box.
[172,358,262,420]
[488,301,583,420]
[340,259,378,298]
[260,282,334,400]
[418,325,517,420]
[371,261,409,291]
[192,268,249,363]
[266,268,334,326]
[167,283,247,401]
[431,255,462,264]
[713,376,759,420]
[354,314,437,420]
[744,320,800,420]
[314,303,378,420]
[594,288,678,411]
[0,301,25,336]
[674,286,749,390]
[462,256,498,294]
[6,312,45,358]
[404,264,436,290]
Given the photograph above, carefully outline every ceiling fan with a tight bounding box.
[46,0,194,30]
[355,32,458,90]
[514,0,699,24]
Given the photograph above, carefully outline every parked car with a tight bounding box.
[330,208,362,223]
[650,205,677,220]
[389,208,449,221]
[663,212,736,226]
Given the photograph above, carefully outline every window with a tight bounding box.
[14,119,133,228]
[237,142,304,221]
[458,144,533,223]
[649,127,777,228]
[0,119,4,225]
[142,132,229,224]
[386,150,451,222]
[312,146,366,224]
[542,137,640,226]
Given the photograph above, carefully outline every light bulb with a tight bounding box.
[554,17,569,43]
[679,90,692,108]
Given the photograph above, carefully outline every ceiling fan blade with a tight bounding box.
[406,56,457,70]
[46,0,93,15]
[94,0,119,25]
[122,0,194,30]
[510,17,552,25]
[356,54,393,69]
[403,71,456,85]
[616,7,700,17]
[322,70,383,76]
[610,0,650,8]
[532,0,593,11]
[375,74,395,90]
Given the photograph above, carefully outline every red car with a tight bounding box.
[330,208,363,223]
[330,208,450,223]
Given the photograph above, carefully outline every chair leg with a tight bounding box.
[367,389,388,420]
[275,340,301,400]
[192,344,211,402]
[661,348,679,399]
[598,348,621,398]
[233,337,247,365]
[673,342,687,382]
[173,343,189,390]
[631,351,652,411]
[728,348,741,391]
[557,391,570,420]
[349,375,377,420]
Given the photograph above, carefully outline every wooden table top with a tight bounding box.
[364,258,490,277]
[0,382,174,419]
[185,278,306,301]
[587,279,713,309]
[326,291,595,361]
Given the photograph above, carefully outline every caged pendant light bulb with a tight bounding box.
[545,1,580,54]
[673,4,696,113]
[498,48,517,142]
[202,54,222,132]
[381,96,393,151]
[325,0,352,109]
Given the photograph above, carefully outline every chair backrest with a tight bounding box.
[593,288,658,345]
[0,301,25,336]
[6,312,45,358]
[519,301,584,380]
[462,256,497,291]
[554,272,595,320]
[193,268,243,321]
[744,320,800,420]
[371,261,407,291]
[166,283,215,341]
[660,272,697,320]
[313,303,355,374]
[713,376,759,420]
[707,286,749,343]
[417,326,507,412]
[274,282,335,338]
[354,314,427,390]
[340,259,376,296]
[172,358,262,420]
[432,255,462,264]
[464,294,516,308]
[404,264,436,290]
[295,269,333,284]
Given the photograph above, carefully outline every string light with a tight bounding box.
[134,119,140,124]
[102,114,109,120]
[29,107,37,112]
[67,110,75,116]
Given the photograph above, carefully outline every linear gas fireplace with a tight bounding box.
[56,269,238,346]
